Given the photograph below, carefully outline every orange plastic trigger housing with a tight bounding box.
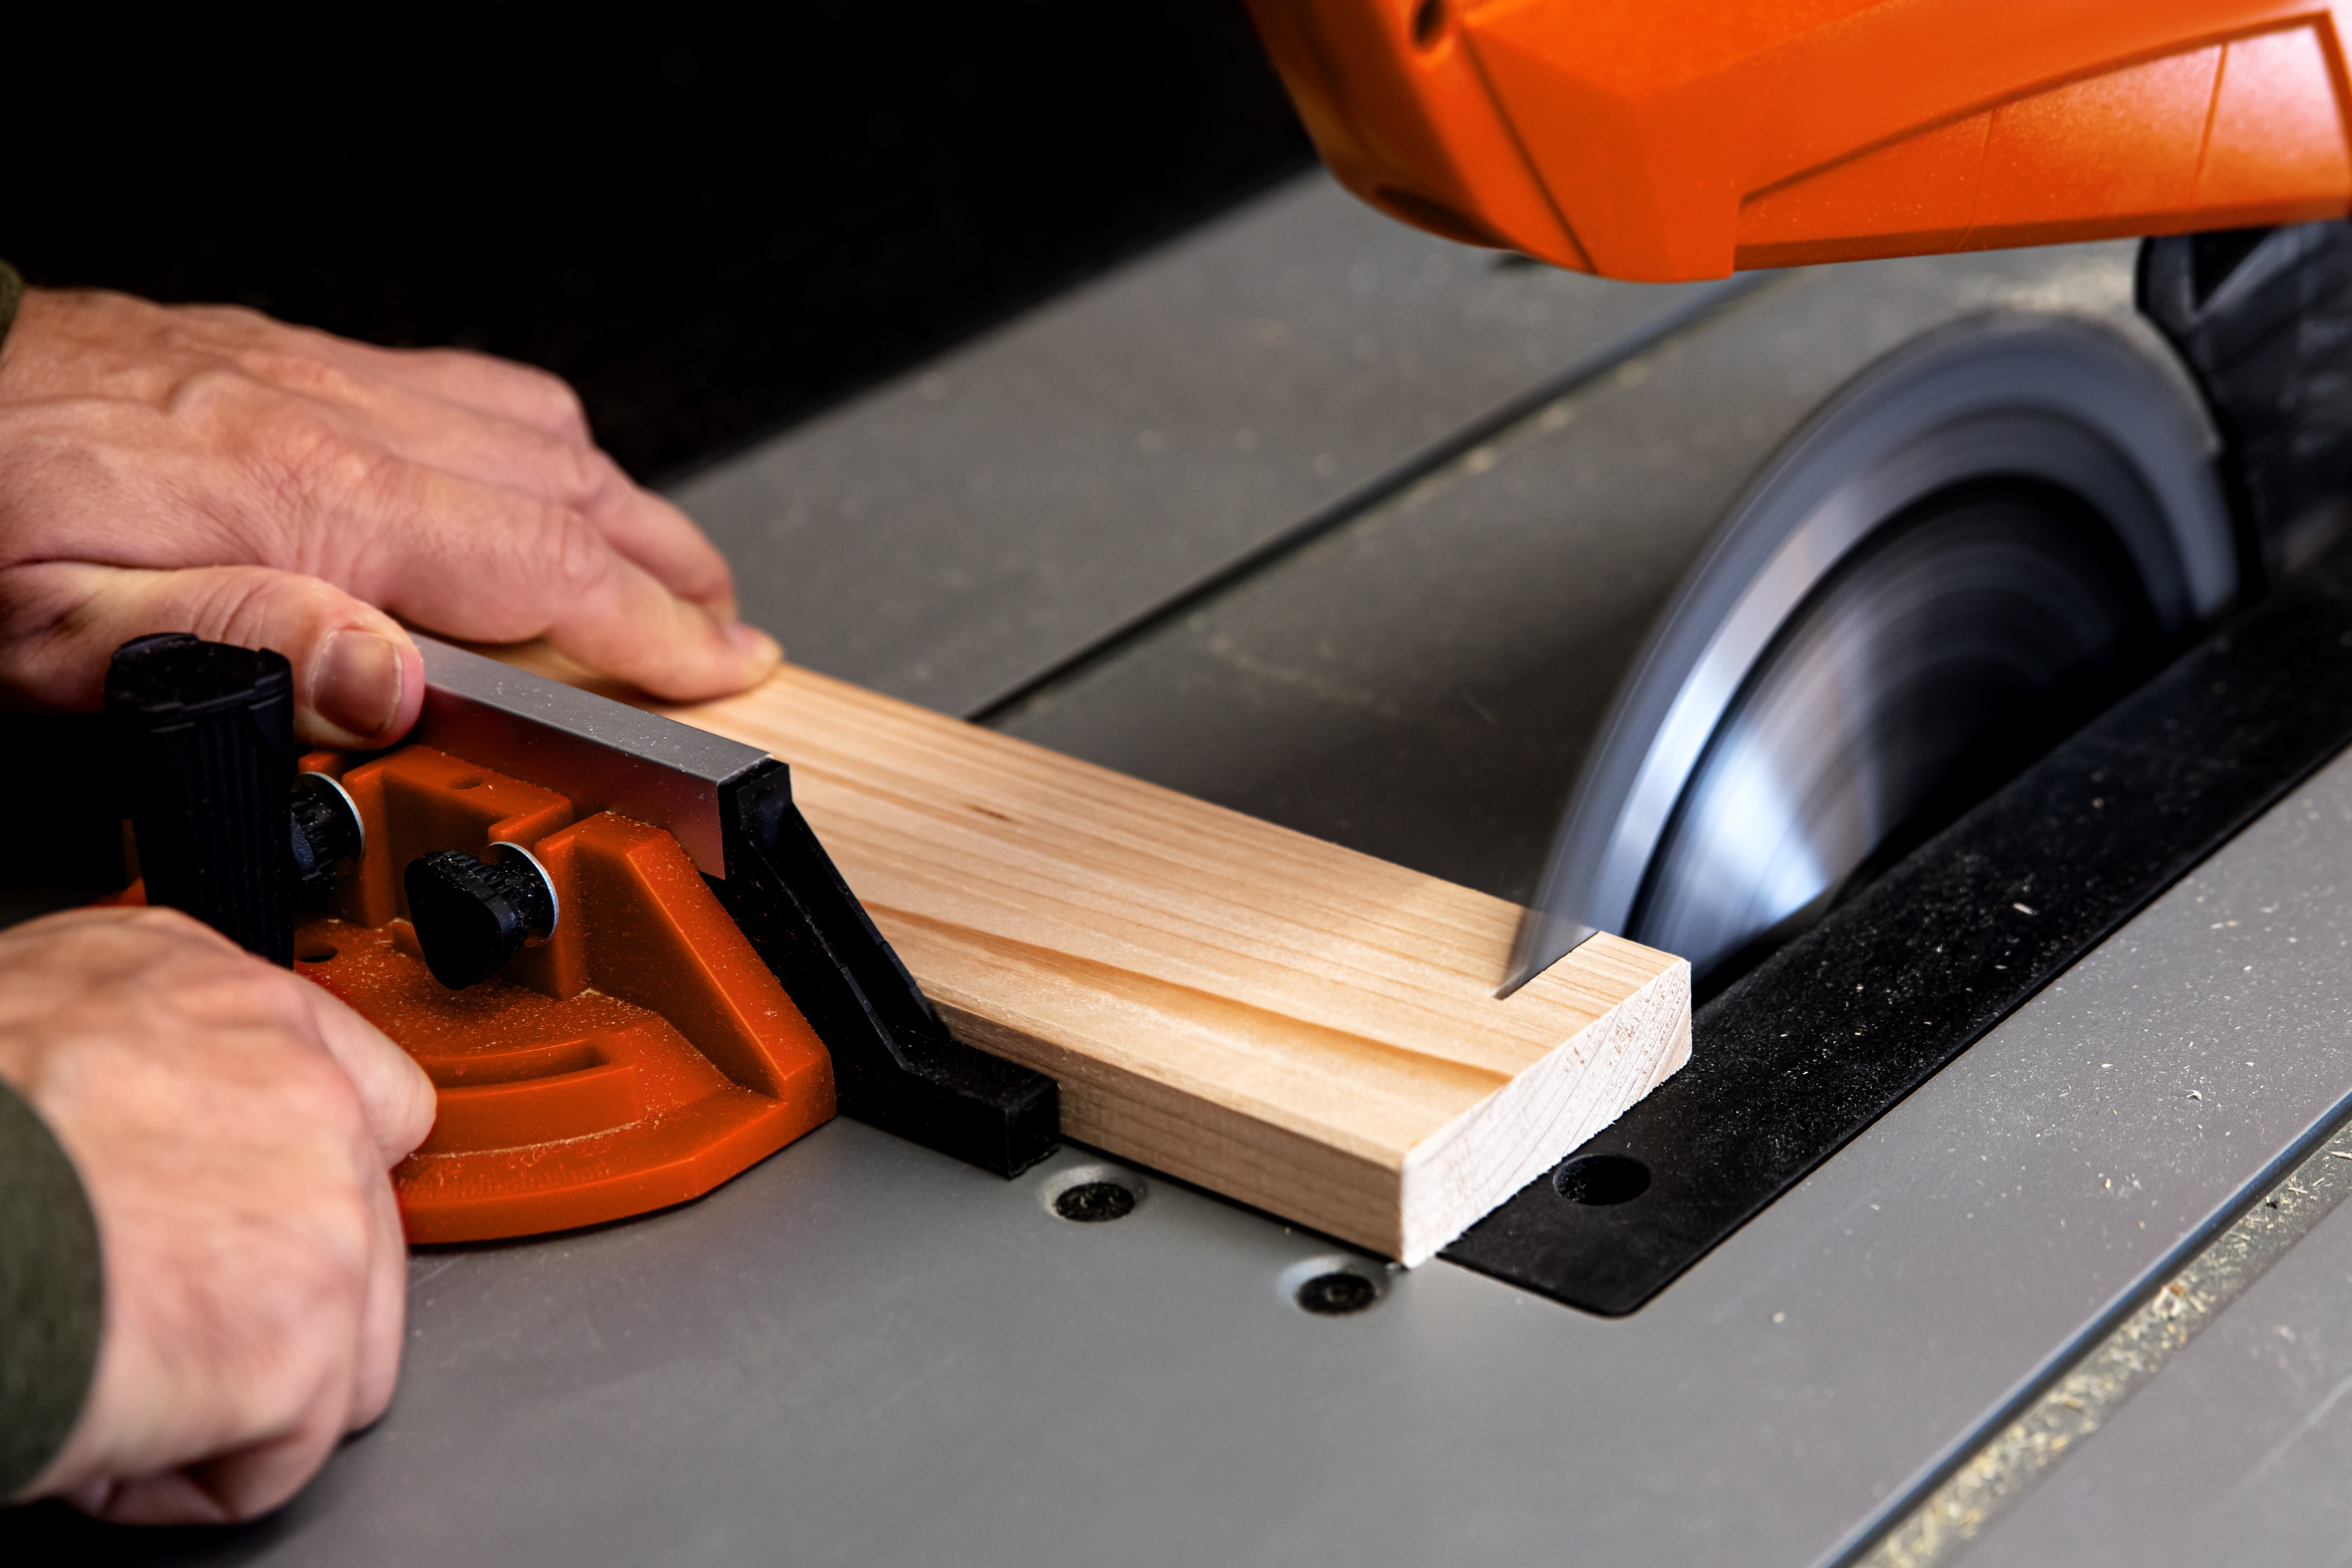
[293,743,835,1243]
[1245,0,2352,281]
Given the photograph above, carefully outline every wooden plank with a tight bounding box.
[517,652,1690,1264]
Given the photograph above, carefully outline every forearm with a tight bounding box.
[0,271,110,1495]
[0,1074,101,1499]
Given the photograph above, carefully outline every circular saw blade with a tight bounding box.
[1507,313,2235,992]
[1634,483,2154,980]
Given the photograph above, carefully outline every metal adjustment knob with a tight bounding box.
[105,633,297,965]
[404,845,558,989]
[289,773,365,902]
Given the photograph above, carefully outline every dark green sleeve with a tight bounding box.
[0,255,96,1490]
[0,258,22,349]
[0,1077,102,1498]
[0,263,100,1494]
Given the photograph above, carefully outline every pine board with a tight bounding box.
[536,654,1691,1264]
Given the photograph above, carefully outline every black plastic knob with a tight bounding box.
[404,847,556,989]
[289,773,365,901]
[106,634,297,965]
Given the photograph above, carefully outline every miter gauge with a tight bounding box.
[103,631,1058,1240]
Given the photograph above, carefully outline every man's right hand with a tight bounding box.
[0,907,434,1525]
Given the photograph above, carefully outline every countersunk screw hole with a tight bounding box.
[1411,0,1446,48]
[448,776,483,790]
[1296,1272,1379,1315]
[298,946,337,964]
[1054,1181,1136,1223]
[1554,1152,1650,1205]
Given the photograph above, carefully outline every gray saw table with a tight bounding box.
[21,173,2352,1568]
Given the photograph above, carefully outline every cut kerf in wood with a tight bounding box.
[620,661,1689,1264]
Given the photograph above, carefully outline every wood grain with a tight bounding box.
[527,653,1690,1263]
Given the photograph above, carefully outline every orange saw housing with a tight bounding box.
[1245,0,2352,280]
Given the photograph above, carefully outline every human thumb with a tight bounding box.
[0,561,424,747]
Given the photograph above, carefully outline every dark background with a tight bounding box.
[0,1,1312,484]
[0,0,1315,919]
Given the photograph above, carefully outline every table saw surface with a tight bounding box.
[17,173,2352,1568]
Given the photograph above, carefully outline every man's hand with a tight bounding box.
[0,288,779,748]
[0,908,435,1524]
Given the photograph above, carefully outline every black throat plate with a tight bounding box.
[1445,551,2352,1314]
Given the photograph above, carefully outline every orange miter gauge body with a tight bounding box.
[292,744,834,1243]
[1245,0,2352,280]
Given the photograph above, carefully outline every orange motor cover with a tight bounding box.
[1246,0,2352,280]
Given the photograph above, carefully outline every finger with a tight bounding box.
[586,487,739,619]
[0,561,424,748]
[346,1170,411,1431]
[535,555,779,703]
[56,1311,352,1526]
[63,1470,236,1527]
[3,903,247,961]
[296,999,424,1435]
[303,983,435,1164]
[316,342,595,450]
[340,464,779,700]
[250,377,740,614]
[134,1409,345,1525]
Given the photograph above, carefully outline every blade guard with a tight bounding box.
[1247,0,2352,281]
